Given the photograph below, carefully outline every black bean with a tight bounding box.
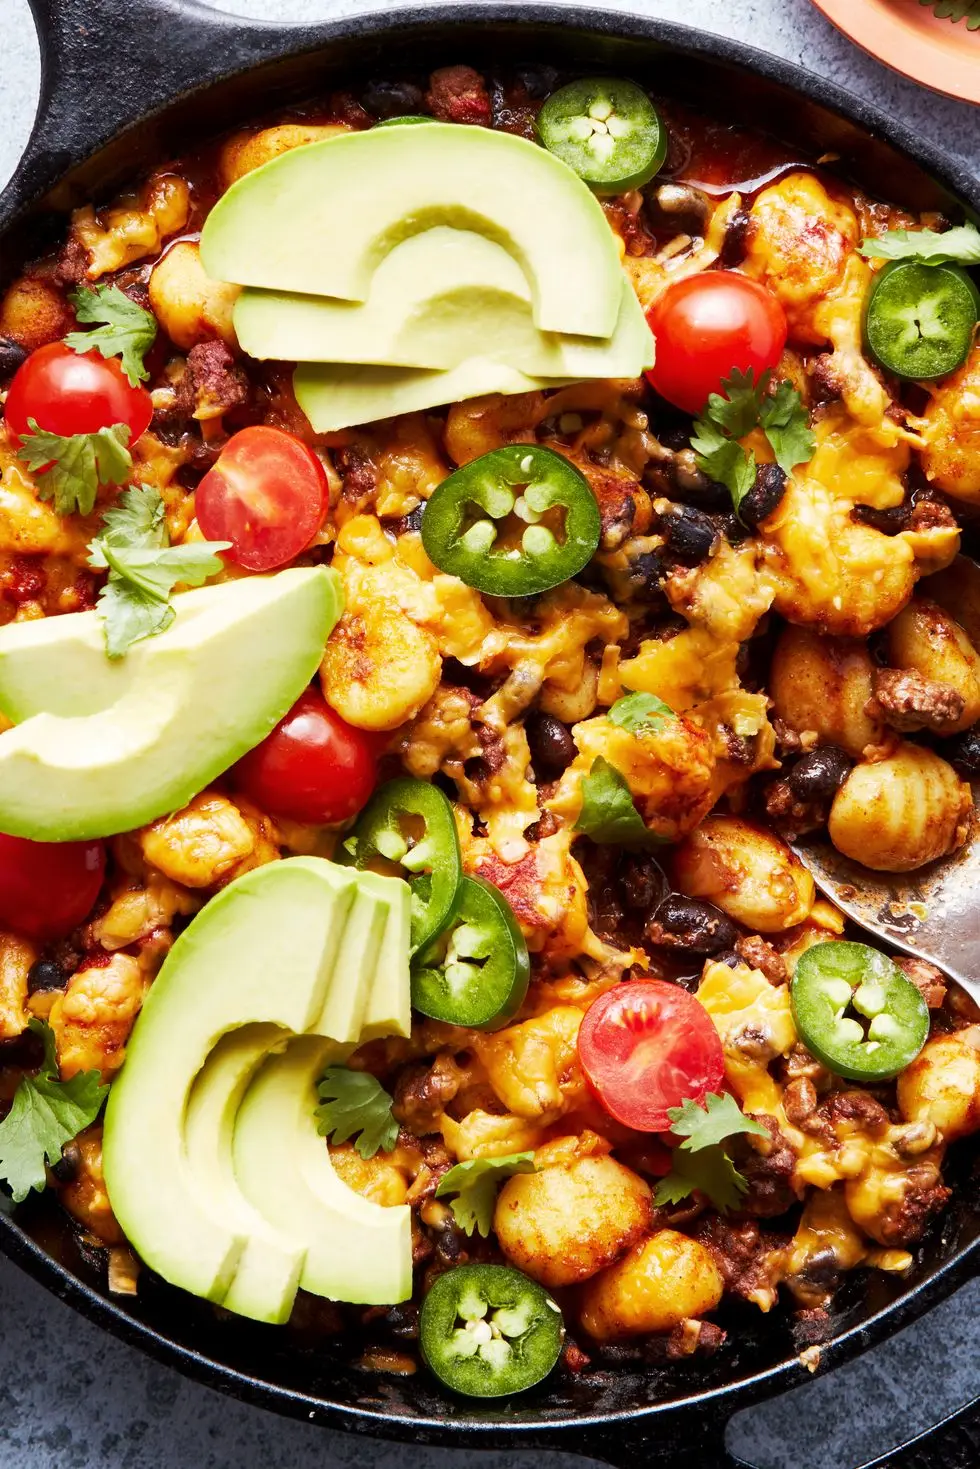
[944,723,980,775]
[712,949,743,970]
[739,463,788,528]
[0,336,27,381]
[27,958,65,994]
[646,894,739,955]
[51,1142,81,1185]
[525,712,576,780]
[788,746,852,804]
[513,64,559,98]
[360,79,425,118]
[396,503,425,535]
[619,855,668,914]
[852,498,911,536]
[660,504,719,565]
[718,206,751,268]
[658,425,693,453]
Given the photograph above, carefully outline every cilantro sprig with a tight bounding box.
[435,1152,536,1236]
[691,369,814,515]
[919,0,980,31]
[859,220,980,266]
[654,1092,768,1214]
[65,284,158,387]
[0,1020,108,1204]
[16,419,132,517]
[315,1065,399,1160]
[87,486,228,658]
[608,691,675,736]
[575,756,663,848]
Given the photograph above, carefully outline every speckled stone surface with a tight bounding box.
[0,2,978,1465]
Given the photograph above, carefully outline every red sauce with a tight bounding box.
[662,105,806,198]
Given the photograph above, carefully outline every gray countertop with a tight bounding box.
[0,1,978,1464]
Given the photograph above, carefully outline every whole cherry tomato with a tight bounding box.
[3,342,153,444]
[644,272,788,414]
[578,979,725,1132]
[0,833,106,943]
[195,426,329,572]
[231,688,378,825]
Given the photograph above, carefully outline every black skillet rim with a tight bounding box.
[0,0,979,1450]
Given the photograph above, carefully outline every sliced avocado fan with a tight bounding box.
[103,858,413,1326]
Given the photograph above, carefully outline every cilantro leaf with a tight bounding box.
[96,484,168,550]
[65,284,158,387]
[691,370,813,514]
[0,1019,108,1204]
[315,1065,399,1160]
[87,486,228,658]
[608,691,675,736]
[435,1152,536,1237]
[921,0,980,25]
[575,756,661,847]
[667,1092,769,1152]
[758,380,816,476]
[95,578,176,659]
[859,221,980,265]
[690,415,758,514]
[654,1146,748,1214]
[16,420,132,517]
[702,367,767,439]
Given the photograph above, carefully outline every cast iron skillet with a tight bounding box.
[2,3,980,1465]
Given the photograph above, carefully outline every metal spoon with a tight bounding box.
[792,798,980,1002]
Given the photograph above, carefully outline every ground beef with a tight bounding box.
[731,1116,798,1218]
[393,1056,461,1135]
[693,1217,785,1306]
[425,66,492,126]
[871,666,965,734]
[764,776,826,840]
[735,935,788,986]
[666,1318,727,1359]
[335,444,379,506]
[822,1090,890,1131]
[874,1165,951,1247]
[894,956,947,1008]
[185,340,248,419]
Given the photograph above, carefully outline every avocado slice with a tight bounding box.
[183,1024,305,1324]
[233,1035,413,1306]
[103,858,366,1306]
[0,568,341,841]
[199,123,622,341]
[294,358,578,435]
[234,231,652,378]
[104,858,412,1317]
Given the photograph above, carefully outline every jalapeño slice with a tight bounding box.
[535,77,667,194]
[421,445,601,597]
[864,259,980,381]
[791,941,928,1083]
[339,777,462,953]
[420,1263,564,1398]
[412,874,530,1028]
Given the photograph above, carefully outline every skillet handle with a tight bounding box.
[4,0,294,221]
[858,1395,980,1468]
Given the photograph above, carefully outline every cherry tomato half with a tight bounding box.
[0,833,106,943]
[644,272,788,415]
[3,342,153,445]
[231,688,378,826]
[195,426,329,572]
[578,979,724,1132]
